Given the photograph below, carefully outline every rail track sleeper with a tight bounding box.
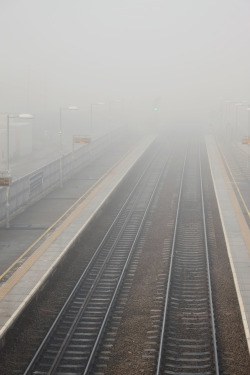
[165,372,212,375]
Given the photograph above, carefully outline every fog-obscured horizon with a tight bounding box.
[1,0,250,137]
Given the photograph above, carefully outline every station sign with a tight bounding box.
[73,135,91,144]
[0,177,11,186]
[0,172,12,186]
[242,138,250,145]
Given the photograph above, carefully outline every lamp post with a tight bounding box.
[1,113,33,228]
[59,106,79,188]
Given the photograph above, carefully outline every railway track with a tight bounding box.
[23,147,170,375]
[156,145,219,374]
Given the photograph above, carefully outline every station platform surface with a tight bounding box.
[0,135,155,342]
[206,135,250,353]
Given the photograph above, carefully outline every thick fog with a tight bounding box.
[1,0,250,137]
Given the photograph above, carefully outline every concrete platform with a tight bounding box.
[206,135,250,353]
[0,135,155,343]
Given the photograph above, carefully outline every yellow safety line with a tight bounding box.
[0,143,139,282]
[218,144,250,217]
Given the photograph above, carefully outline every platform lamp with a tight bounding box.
[59,106,79,188]
[2,113,33,228]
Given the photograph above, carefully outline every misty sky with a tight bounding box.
[1,0,250,130]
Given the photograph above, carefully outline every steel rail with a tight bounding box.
[23,148,168,375]
[156,149,187,375]
[46,169,153,375]
[199,147,219,374]
[83,149,169,375]
[156,145,220,374]
[23,151,156,375]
